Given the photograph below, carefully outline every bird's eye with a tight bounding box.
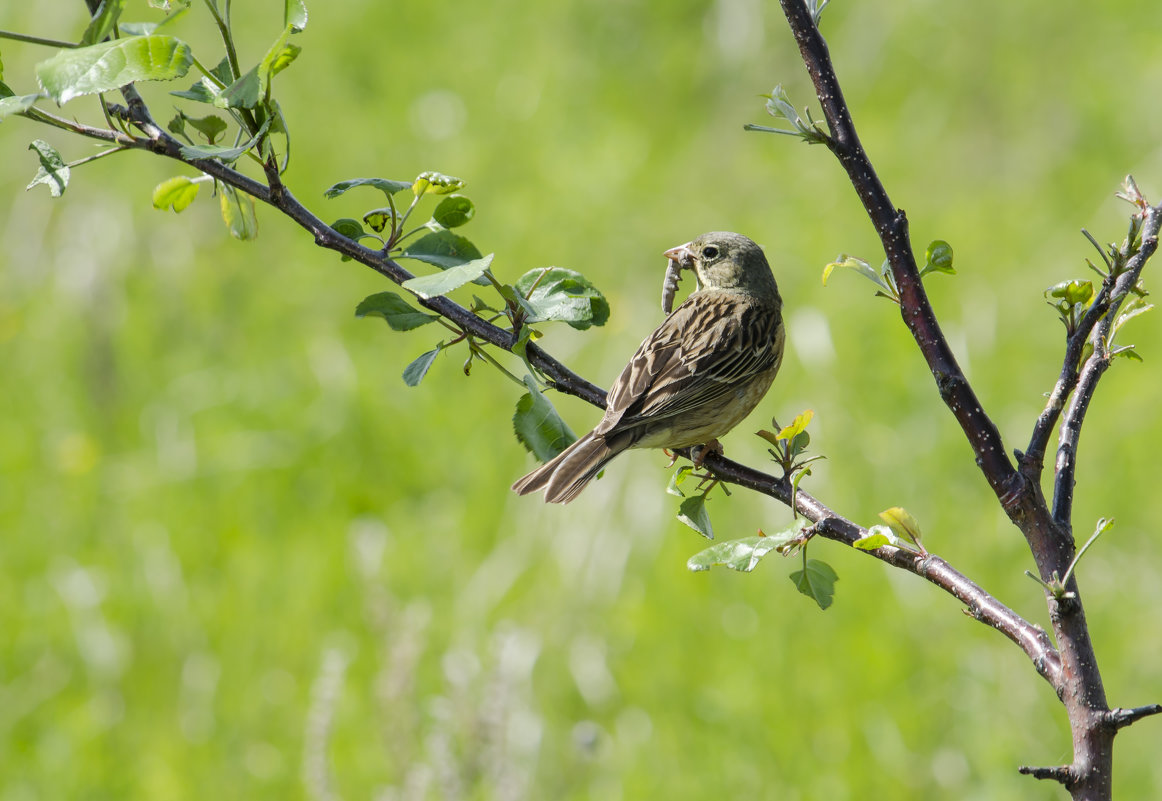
[701,245,720,260]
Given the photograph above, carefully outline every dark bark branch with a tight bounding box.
[1051,205,1161,526]
[770,5,1162,799]
[776,0,1024,515]
[1107,704,1162,730]
[1019,764,1075,784]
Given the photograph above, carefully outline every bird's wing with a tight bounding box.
[596,291,782,436]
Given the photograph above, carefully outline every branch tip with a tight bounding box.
[1018,764,1074,785]
[1107,703,1162,730]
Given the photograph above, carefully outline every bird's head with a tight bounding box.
[663,231,778,298]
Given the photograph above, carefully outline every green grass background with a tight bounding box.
[2,1,1161,799]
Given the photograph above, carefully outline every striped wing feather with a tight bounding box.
[597,290,781,438]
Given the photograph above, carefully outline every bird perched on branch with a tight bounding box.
[512,231,785,503]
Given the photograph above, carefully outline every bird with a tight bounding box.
[512,231,785,503]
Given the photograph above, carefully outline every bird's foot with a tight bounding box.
[663,449,679,467]
[690,439,724,469]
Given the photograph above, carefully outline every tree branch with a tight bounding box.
[1106,704,1162,731]
[1051,203,1161,525]
[776,0,1024,514]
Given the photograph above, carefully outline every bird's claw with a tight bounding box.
[690,439,724,469]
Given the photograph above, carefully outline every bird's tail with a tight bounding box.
[511,432,622,504]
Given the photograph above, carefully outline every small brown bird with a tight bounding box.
[512,231,785,503]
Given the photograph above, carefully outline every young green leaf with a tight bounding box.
[878,507,924,552]
[355,291,438,331]
[402,346,442,387]
[687,536,780,572]
[0,93,42,121]
[400,230,484,269]
[26,140,69,197]
[777,409,814,441]
[823,254,891,293]
[677,495,714,540]
[170,78,218,104]
[513,267,610,330]
[790,558,838,609]
[412,171,465,197]
[513,375,578,462]
[180,116,270,162]
[762,84,797,123]
[177,110,228,143]
[362,207,397,234]
[666,465,694,497]
[82,0,127,46]
[852,524,901,552]
[152,175,199,211]
[432,195,475,228]
[285,0,309,32]
[219,184,258,240]
[686,520,809,572]
[216,65,261,109]
[919,239,955,277]
[329,217,365,240]
[402,254,494,299]
[36,36,193,104]
[324,177,412,199]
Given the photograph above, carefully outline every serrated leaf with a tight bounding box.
[402,346,441,386]
[36,35,193,105]
[152,175,199,211]
[355,291,438,331]
[324,177,412,199]
[513,267,610,330]
[26,139,69,197]
[878,507,922,548]
[403,254,494,299]
[219,184,258,240]
[285,0,309,31]
[677,495,714,540]
[776,409,814,441]
[513,375,577,462]
[686,521,808,572]
[399,230,483,269]
[432,195,475,228]
[790,558,838,609]
[412,170,465,197]
[0,92,42,121]
[687,536,779,572]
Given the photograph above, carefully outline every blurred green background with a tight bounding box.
[2,1,1161,799]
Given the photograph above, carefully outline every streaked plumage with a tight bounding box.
[512,231,784,503]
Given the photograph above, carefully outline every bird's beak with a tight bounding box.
[663,242,694,267]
